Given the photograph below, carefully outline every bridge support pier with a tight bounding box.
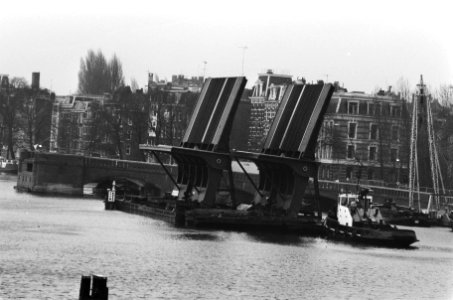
[17,150,85,196]
[16,150,175,197]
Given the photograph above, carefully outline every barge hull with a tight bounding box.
[113,200,324,235]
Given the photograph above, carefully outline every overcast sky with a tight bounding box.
[1,0,452,95]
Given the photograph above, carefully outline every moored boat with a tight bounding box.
[0,158,18,173]
[373,199,432,227]
[324,189,418,248]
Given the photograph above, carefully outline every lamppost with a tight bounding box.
[396,158,401,186]
[355,156,364,192]
[240,46,248,76]
[202,61,207,79]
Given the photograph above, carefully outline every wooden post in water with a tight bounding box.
[79,275,91,299]
[79,274,108,300]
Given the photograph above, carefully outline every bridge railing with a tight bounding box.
[323,179,453,196]
[317,179,453,207]
[83,156,174,172]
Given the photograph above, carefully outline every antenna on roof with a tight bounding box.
[239,46,248,76]
[202,61,207,79]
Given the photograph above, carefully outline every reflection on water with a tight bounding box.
[245,232,307,245]
[178,232,224,241]
[0,175,452,299]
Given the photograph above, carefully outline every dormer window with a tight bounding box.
[348,102,358,114]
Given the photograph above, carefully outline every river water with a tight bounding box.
[0,175,452,300]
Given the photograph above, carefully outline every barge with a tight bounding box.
[114,77,334,236]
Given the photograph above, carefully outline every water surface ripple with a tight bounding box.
[0,176,452,299]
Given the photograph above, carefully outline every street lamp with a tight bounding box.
[355,156,363,191]
[239,46,248,76]
[202,61,207,79]
[396,158,401,186]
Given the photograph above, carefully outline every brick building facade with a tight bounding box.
[317,89,411,186]
[248,70,292,152]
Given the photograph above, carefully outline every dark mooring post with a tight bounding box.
[79,275,91,299]
[79,275,108,300]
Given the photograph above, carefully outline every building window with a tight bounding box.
[346,167,353,180]
[348,122,357,139]
[347,145,355,159]
[367,169,374,180]
[390,148,398,163]
[326,145,332,159]
[348,102,358,114]
[126,130,132,140]
[391,126,399,140]
[391,105,401,117]
[369,146,377,161]
[376,103,382,116]
[370,124,378,140]
[368,103,375,115]
[126,144,131,155]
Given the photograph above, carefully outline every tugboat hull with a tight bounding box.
[324,217,418,248]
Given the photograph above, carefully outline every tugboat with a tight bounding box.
[324,188,418,248]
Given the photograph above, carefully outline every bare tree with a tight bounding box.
[10,77,28,89]
[78,50,125,94]
[0,78,27,159]
[20,92,53,151]
[86,100,124,158]
[130,78,139,93]
[395,77,412,101]
[436,84,453,107]
[118,88,149,160]
[86,87,149,160]
[109,54,125,93]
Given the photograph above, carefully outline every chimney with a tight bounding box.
[32,72,40,90]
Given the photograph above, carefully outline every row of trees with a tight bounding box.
[50,50,199,161]
[52,86,198,161]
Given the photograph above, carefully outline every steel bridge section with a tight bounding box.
[142,77,247,207]
[234,83,334,217]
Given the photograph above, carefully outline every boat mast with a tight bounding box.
[426,81,445,211]
[408,82,418,208]
[408,75,445,211]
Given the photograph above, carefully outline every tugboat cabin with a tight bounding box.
[337,190,384,227]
